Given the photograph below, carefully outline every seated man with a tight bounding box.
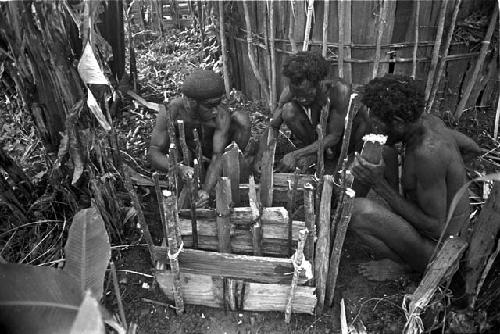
[149,70,251,206]
[254,51,369,173]
[350,75,480,281]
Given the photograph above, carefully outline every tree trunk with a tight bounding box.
[0,1,83,153]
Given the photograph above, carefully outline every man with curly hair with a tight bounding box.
[254,51,369,173]
[350,74,480,280]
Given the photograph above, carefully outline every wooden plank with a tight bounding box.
[154,248,310,284]
[465,182,500,306]
[315,175,334,313]
[222,142,241,206]
[243,282,316,315]
[216,177,232,253]
[156,271,316,314]
[285,229,308,322]
[304,183,316,262]
[260,129,277,207]
[404,237,467,332]
[249,175,263,256]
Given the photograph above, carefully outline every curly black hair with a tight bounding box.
[282,51,329,84]
[361,74,425,124]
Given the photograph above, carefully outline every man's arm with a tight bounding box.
[149,107,171,172]
[370,151,449,240]
[202,106,231,193]
[446,128,481,163]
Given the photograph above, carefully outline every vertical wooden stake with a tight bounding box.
[216,177,232,253]
[338,0,345,78]
[259,126,277,207]
[373,0,389,79]
[187,175,199,248]
[285,229,309,323]
[153,172,168,246]
[303,0,315,51]
[249,175,263,256]
[219,1,231,97]
[288,1,298,53]
[304,183,316,263]
[322,0,330,58]
[425,0,448,102]
[269,0,277,108]
[412,0,420,79]
[456,6,498,119]
[334,94,359,177]
[222,142,241,206]
[162,190,185,314]
[287,168,300,256]
[193,128,204,183]
[110,261,127,329]
[315,175,334,313]
[177,120,191,165]
[326,185,355,307]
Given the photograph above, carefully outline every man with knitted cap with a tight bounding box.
[149,70,251,206]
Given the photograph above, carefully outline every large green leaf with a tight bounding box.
[0,263,81,334]
[63,206,111,299]
[70,291,104,334]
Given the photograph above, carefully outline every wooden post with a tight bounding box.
[249,175,263,256]
[242,0,270,103]
[315,175,334,313]
[287,168,300,256]
[161,190,185,314]
[269,0,277,108]
[216,177,232,253]
[338,0,345,78]
[288,1,298,53]
[177,120,190,165]
[153,172,168,247]
[302,0,315,51]
[259,126,277,207]
[427,0,462,112]
[222,142,240,206]
[326,186,355,307]
[424,0,448,102]
[334,94,359,177]
[303,183,316,263]
[285,229,309,323]
[322,0,329,58]
[456,6,498,119]
[193,128,204,183]
[219,1,230,97]
[372,0,389,79]
[412,0,420,79]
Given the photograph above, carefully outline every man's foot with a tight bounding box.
[358,259,413,281]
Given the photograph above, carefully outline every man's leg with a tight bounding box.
[281,101,316,145]
[350,198,436,279]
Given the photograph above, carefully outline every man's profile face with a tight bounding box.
[370,113,405,145]
[290,79,317,106]
[196,95,224,122]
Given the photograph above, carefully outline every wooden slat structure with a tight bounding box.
[221,0,498,115]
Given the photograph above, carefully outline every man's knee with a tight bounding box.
[281,102,302,124]
[350,198,380,232]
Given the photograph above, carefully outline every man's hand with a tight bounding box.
[195,189,210,208]
[277,153,296,172]
[178,164,194,180]
[351,153,385,186]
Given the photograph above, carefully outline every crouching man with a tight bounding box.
[149,70,251,207]
[350,75,480,280]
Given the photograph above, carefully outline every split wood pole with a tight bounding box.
[315,175,334,313]
[285,228,309,323]
[334,94,359,177]
[427,0,462,113]
[269,0,277,108]
[153,172,169,247]
[303,0,315,51]
[168,143,179,195]
[222,142,241,206]
[123,170,155,264]
[198,0,205,60]
[496,0,500,140]
[326,184,355,307]
[456,6,499,119]
[260,125,277,207]
[338,0,345,78]
[287,168,300,256]
[162,190,185,314]
[218,1,231,98]
[322,0,330,58]
[424,0,448,102]
[216,177,232,253]
[314,124,325,220]
[177,120,191,165]
[249,175,263,256]
[263,2,272,107]
[160,104,178,162]
[288,1,298,53]
[303,183,316,263]
[242,0,271,105]
[372,0,389,79]
[411,0,420,79]
[193,128,204,183]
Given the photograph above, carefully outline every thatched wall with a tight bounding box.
[222,0,498,116]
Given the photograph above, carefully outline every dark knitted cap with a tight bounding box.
[181,70,225,100]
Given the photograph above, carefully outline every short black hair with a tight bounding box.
[361,74,425,124]
[282,51,329,84]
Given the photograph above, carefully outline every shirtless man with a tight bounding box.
[350,75,480,280]
[149,70,251,206]
[254,51,369,173]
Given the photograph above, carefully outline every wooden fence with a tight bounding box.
[221,0,499,117]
